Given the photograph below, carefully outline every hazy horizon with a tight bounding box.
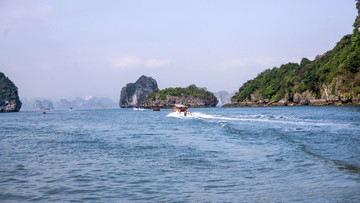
[1,0,356,101]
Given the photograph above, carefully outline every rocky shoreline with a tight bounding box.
[141,85,218,109]
[223,99,360,107]
[0,99,22,112]
[223,88,360,107]
[141,95,218,109]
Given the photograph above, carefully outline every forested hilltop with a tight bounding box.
[225,1,360,107]
[141,85,218,108]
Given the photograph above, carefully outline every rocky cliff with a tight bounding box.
[223,86,360,107]
[141,85,218,109]
[225,1,360,108]
[0,72,22,112]
[119,75,158,108]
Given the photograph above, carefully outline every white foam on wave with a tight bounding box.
[191,112,239,120]
[166,112,240,120]
[166,112,184,118]
[166,111,353,128]
[167,112,295,121]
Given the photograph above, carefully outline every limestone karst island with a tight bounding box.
[224,1,360,107]
[119,75,218,109]
[0,72,22,112]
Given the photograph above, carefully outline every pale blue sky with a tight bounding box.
[0,0,357,101]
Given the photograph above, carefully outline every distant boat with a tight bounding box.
[69,107,73,111]
[153,108,160,111]
[172,104,190,116]
[133,105,141,110]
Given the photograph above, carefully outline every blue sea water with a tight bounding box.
[1,106,360,202]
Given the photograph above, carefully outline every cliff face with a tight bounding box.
[119,75,158,108]
[225,2,360,108]
[0,72,22,112]
[141,85,218,109]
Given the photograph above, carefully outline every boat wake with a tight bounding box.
[166,112,191,118]
[166,112,242,120]
[166,112,353,129]
[167,112,296,121]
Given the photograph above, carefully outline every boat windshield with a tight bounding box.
[175,104,187,108]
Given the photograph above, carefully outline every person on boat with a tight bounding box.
[173,104,190,116]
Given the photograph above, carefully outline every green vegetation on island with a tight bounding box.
[0,72,19,100]
[142,84,218,108]
[146,85,216,101]
[0,72,22,112]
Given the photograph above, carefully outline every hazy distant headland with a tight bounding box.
[214,91,235,106]
[224,1,360,107]
[32,99,54,111]
[21,96,117,111]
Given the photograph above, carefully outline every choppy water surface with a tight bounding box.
[1,106,360,202]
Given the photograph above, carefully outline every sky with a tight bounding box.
[0,0,357,101]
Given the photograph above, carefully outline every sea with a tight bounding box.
[1,106,360,202]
